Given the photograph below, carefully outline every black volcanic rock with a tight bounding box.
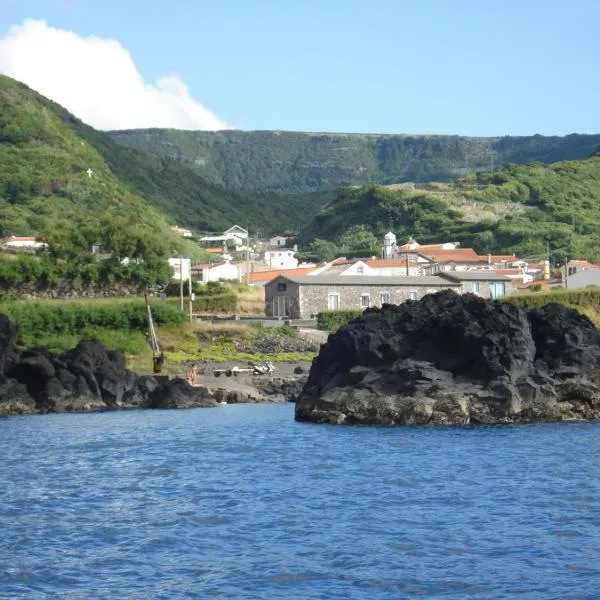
[296,291,600,425]
[0,316,220,416]
[145,378,217,409]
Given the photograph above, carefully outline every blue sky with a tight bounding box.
[0,0,598,135]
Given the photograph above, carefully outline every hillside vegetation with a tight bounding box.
[0,75,321,237]
[109,128,600,194]
[297,153,600,262]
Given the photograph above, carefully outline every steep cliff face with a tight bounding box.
[296,291,600,425]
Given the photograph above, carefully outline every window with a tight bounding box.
[356,266,364,274]
[469,281,480,295]
[489,282,505,299]
[277,283,287,292]
[380,293,390,305]
[328,294,339,310]
[409,291,417,301]
[361,294,371,308]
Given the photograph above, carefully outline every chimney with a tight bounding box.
[488,253,491,264]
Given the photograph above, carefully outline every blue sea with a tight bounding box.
[1,404,599,599]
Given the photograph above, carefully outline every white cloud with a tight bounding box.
[0,19,230,130]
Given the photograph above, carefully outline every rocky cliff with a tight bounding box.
[296,291,600,425]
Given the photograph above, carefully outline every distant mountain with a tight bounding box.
[297,152,600,262]
[0,75,320,239]
[109,128,600,194]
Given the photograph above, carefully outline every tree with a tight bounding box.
[309,238,337,262]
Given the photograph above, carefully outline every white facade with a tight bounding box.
[382,232,397,258]
[339,261,377,276]
[264,249,298,269]
[4,236,47,250]
[170,226,192,238]
[168,257,192,281]
[370,265,422,276]
[197,261,240,282]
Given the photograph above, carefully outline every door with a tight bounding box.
[272,296,291,317]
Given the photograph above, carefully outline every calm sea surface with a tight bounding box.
[1,404,600,599]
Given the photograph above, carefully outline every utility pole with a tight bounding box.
[179,255,184,311]
[246,231,250,285]
[188,272,193,322]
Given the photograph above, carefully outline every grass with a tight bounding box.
[506,286,600,326]
[125,320,316,375]
[235,285,264,314]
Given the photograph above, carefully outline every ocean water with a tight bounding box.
[1,404,599,599]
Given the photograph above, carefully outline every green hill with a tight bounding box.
[0,75,320,238]
[109,128,600,194]
[0,75,177,252]
[296,153,600,262]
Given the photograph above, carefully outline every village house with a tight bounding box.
[168,257,192,281]
[566,259,600,277]
[268,235,294,248]
[170,225,193,238]
[192,260,240,283]
[3,236,48,251]
[264,274,460,319]
[262,248,299,269]
[565,269,600,290]
[314,257,423,277]
[437,271,515,299]
[199,225,249,252]
[246,266,318,287]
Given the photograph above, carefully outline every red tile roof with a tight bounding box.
[246,266,317,283]
[570,260,598,268]
[418,248,485,263]
[488,254,517,263]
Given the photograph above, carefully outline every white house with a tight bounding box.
[3,236,47,250]
[314,258,422,277]
[268,235,290,247]
[193,260,240,282]
[170,225,193,238]
[263,249,299,269]
[200,225,249,252]
[168,257,192,281]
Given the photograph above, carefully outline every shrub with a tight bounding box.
[193,293,237,313]
[506,287,600,311]
[317,309,364,332]
[0,299,186,347]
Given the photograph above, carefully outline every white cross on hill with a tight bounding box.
[86,168,93,178]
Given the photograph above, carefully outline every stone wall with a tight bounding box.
[264,279,301,318]
[298,283,458,319]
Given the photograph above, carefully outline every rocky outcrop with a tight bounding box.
[0,314,219,417]
[255,375,308,402]
[296,291,600,425]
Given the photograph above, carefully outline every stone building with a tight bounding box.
[437,271,515,299]
[264,275,460,319]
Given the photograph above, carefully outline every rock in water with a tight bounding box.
[0,314,220,415]
[295,290,600,425]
